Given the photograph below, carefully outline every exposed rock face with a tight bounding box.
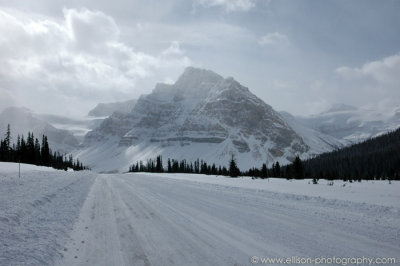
[82,67,309,171]
[88,99,137,117]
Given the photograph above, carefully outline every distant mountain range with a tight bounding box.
[0,107,79,154]
[1,67,399,171]
[293,103,400,144]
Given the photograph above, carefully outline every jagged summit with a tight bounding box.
[148,67,249,106]
[151,67,251,104]
[175,67,223,89]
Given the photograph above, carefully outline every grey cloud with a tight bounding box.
[65,8,119,48]
[0,88,16,112]
[0,1,399,118]
[194,0,256,12]
[305,52,400,113]
[336,53,400,88]
[258,32,290,47]
[0,8,191,116]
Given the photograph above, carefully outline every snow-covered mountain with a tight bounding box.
[295,103,400,145]
[78,67,309,171]
[0,107,79,153]
[3,71,398,171]
[279,111,346,155]
[88,99,137,117]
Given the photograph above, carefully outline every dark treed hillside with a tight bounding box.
[0,124,88,171]
[301,127,400,180]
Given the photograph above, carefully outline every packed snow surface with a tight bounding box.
[59,173,399,266]
[1,163,399,265]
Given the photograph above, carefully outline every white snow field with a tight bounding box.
[1,163,399,266]
[0,163,96,266]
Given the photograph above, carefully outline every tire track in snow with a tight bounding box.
[57,173,400,266]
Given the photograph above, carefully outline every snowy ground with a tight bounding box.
[1,163,399,265]
[0,161,60,173]
[58,173,400,266]
[144,173,400,208]
[0,163,96,266]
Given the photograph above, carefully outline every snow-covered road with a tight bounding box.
[57,173,400,266]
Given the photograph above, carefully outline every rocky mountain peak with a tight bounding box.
[174,67,224,90]
[82,68,309,171]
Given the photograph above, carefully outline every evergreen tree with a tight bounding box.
[292,156,304,179]
[35,138,41,164]
[229,155,240,177]
[41,135,50,166]
[0,124,12,161]
[167,158,172,173]
[4,124,11,152]
[156,155,163,172]
[261,163,268,178]
[20,135,26,162]
[271,162,281,177]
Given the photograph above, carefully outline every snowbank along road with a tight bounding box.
[0,163,95,265]
[1,163,399,266]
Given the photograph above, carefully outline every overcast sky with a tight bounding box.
[0,0,399,117]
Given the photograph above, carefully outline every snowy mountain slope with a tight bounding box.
[280,111,346,154]
[88,99,137,117]
[79,67,309,171]
[0,107,79,153]
[297,103,400,144]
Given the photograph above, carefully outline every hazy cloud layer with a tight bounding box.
[194,0,256,12]
[336,53,400,88]
[327,53,400,109]
[0,8,191,116]
[258,32,290,47]
[0,0,399,117]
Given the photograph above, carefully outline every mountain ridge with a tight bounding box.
[78,67,309,171]
[3,68,398,172]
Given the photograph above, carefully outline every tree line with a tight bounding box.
[129,154,287,179]
[0,124,88,171]
[129,127,400,181]
[129,155,241,177]
[300,128,400,181]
